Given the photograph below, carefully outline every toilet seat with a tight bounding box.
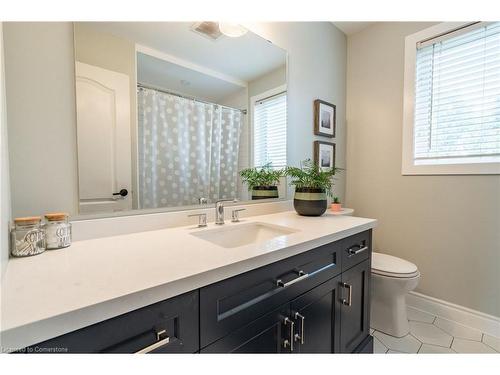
[372,252,419,279]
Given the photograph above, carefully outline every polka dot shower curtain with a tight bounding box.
[137,87,243,209]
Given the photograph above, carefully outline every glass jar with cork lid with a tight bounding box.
[44,213,72,250]
[10,216,46,257]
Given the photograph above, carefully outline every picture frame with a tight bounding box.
[314,141,336,171]
[314,99,336,138]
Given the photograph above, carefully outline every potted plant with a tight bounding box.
[285,159,340,216]
[331,197,342,212]
[239,164,284,200]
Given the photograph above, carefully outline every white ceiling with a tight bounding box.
[137,52,245,103]
[82,22,286,82]
[332,22,377,36]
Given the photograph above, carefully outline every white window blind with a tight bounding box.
[414,22,500,166]
[253,92,287,168]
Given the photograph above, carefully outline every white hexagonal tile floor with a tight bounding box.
[452,338,497,353]
[373,330,421,353]
[482,334,500,352]
[371,306,500,354]
[419,344,456,353]
[409,321,453,347]
[434,317,482,341]
[373,336,388,354]
[406,307,435,323]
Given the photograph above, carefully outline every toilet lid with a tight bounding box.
[372,252,419,278]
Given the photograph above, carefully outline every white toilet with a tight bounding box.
[371,252,420,337]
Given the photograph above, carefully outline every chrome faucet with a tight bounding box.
[215,199,236,225]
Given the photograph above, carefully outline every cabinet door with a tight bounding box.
[290,275,342,353]
[201,304,292,353]
[200,241,341,348]
[339,259,371,353]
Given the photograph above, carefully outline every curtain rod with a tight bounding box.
[137,83,247,115]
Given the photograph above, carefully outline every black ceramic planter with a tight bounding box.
[251,186,279,200]
[293,187,327,216]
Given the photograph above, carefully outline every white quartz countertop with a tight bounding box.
[0,210,376,350]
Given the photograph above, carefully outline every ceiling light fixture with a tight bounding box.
[218,23,248,38]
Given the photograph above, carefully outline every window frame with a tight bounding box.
[402,22,500,175]
[250,84,287,168]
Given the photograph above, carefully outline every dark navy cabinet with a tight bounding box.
[200,229,372,353]
[289,275,342,353]
[201,275,343,354]
[340,259,371,353]
[200,303,291,353]
[25,290,199,353]
[25,230,373,354]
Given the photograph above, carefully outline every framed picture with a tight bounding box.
[314,99,336,138]
[314,141,336,171]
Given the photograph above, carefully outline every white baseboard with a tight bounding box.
[406,291,500,338]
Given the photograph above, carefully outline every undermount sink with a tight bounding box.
[190,222,299,249]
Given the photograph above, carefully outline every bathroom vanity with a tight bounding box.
[1,211,376,354]
[1,22,377,354]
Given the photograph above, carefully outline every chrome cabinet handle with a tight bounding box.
[294,312,305,344]
[135,329,170,354]
[283,317,295,351]
[188,213,207,227]
[348,245,368,256]
[276,262,336,289]
[341,282,352,306]
[231,208,246,222]
[276,270,309,288]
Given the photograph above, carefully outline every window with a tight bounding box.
[402,22,500,174]
[252,88,287,168]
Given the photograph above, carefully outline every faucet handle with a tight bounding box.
[231,208,246,223]
[188,213,207,227]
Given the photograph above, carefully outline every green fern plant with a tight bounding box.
[239,163,284,190]
[285,159,341,198]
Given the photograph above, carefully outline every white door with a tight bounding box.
[75,62,132,213]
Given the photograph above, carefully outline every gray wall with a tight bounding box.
[246,22,347,201]
[1,23,11,279]
[4,22,79,218]
[345,22,500,316]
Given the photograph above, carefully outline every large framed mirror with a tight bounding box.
[4,22,288,219]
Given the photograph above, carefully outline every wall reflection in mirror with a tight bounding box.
[73,22,287,215]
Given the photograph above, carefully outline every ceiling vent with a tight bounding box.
[191,22,223,41]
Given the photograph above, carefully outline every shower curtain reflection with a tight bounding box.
[137,87,243,209]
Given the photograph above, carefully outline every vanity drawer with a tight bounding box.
[25,290,199,353]
[199,241,342,348]
[340,230,372,271]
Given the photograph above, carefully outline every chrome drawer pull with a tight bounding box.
[135,330,170,354]
[283,317,295,351]
[294,312,305,344]
[341,282,352,306]
[276,270,309,288]
[348,246,368,256]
